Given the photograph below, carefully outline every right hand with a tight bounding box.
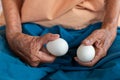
[7,32,60,67]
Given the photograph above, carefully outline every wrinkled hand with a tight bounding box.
[74,28,117,67]
[7,33,59,67]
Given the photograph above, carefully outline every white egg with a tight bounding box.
[46,38,69,56]
[77,44,95,62]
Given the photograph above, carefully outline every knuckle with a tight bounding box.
[35,37,41,43]
[29,62,39,67]
[42,33,52,41]
[94,30,100,33]
[28,56,40,67]
[47,33,52,35]
[46,33,52,37]
[82,39,87,43]
[30,55,38,62]
[84,39,89,43]
[82,39,90,45]
[92,30,99,35]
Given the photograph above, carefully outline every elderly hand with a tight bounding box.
[7,32,59,67]
[74,28,117,67]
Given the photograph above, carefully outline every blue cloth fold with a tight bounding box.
[0,22,120,80]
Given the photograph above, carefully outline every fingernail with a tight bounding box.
[84,40,90,45]
[53,34,59,37]
[86,40,90,44]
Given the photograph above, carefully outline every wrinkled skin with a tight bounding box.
[7,33,60,67]
[74,28,117,67]
[7,26,116,67]
[2,0,120,67]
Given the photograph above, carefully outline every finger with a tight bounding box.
[15,50,40,67]
[74,56,100,67]
[41,47,51,55]
[82,32,97,46]
[74,57,94,67]
[40,33,60,45]
[37,51,56,63]
[94,40,103,49]
[29,60,40,67]
[74,49,103,67]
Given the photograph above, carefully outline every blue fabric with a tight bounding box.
[0,22,120,80]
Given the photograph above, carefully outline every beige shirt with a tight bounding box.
[21,0,105,29]
[0,0,120,28]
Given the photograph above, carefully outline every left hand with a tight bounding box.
[74,28,117,67]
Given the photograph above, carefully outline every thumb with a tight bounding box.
[82,33,97,46]
[40,33,60,45]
